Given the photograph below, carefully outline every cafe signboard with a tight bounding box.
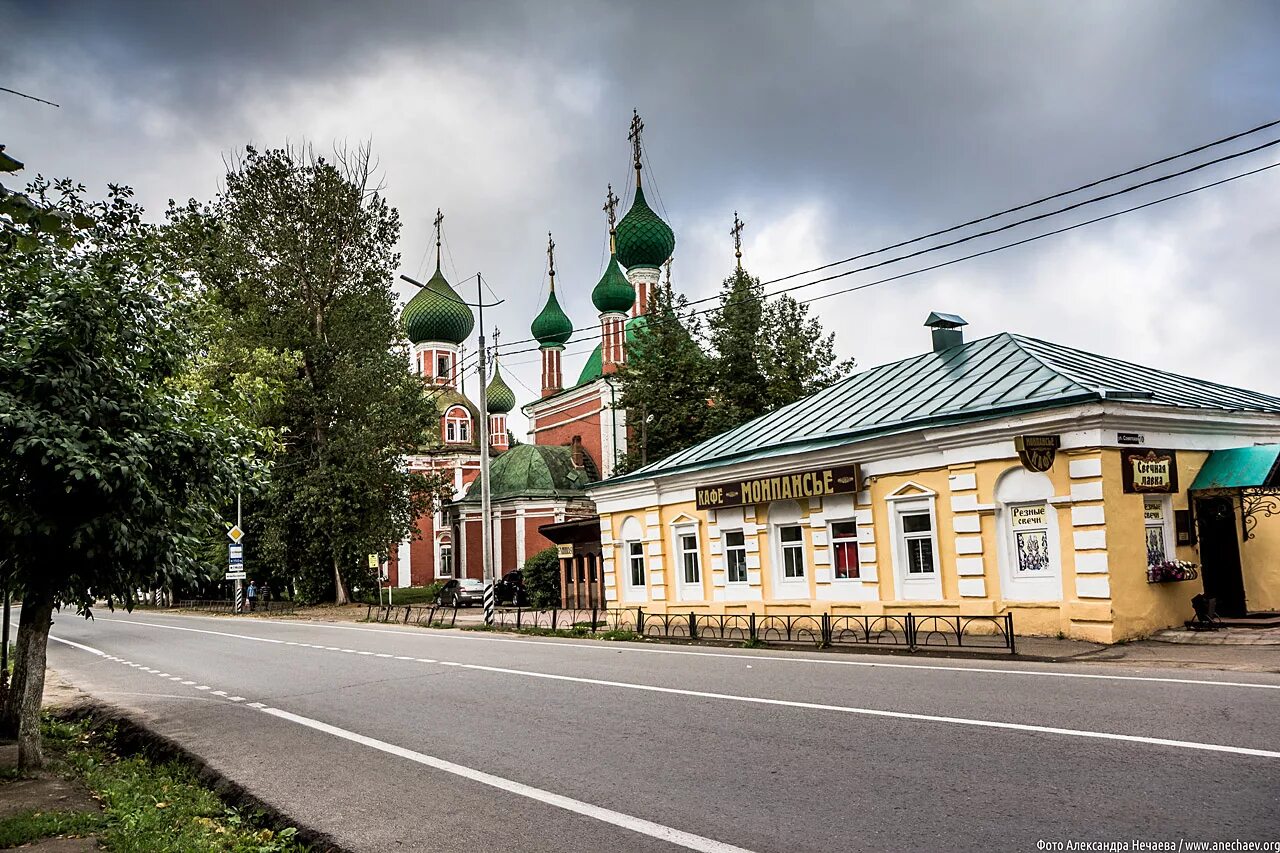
[1014,435,1060,473]
[1121,448,1178,494]
[696,464,860,511]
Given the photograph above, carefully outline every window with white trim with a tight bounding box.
[900,512,936,574]
[627,541,645,587]
[444,407,471,444]
[1009,503,1050,574]
[831,520,859,580]
[1145,498,1168,565]
[436,354,451,380]
[438,545,453,577]
[724,530,748,583]
[779,525,806,579]
[679,533,701,585]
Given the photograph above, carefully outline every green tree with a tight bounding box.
[707,267,767,432]
[167,145,450,605]
[0,179,265,767]
[759,294,855,411]
[521,547,560,608]
[616,280,717,472]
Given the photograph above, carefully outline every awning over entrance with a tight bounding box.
[1190,445,1280,542]
[1190,445,1280,491]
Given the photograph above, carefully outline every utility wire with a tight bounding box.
[494,127,1280,351]
[487,157,1280,361]
[0,86,59,108]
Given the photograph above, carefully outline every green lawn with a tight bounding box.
[356,583,444,606]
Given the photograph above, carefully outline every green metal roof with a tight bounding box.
[458,443,594,502]
[574,315,649,386]
[1190,446,1280,491]
[607,332,1280,485]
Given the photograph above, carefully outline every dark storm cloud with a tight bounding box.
[5,0,1280,416]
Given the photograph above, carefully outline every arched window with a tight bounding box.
[444,406,471,444]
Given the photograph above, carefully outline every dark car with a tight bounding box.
[494,570,528,607]
[435,578,485,607]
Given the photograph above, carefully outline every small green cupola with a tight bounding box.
[531,232,574,346]
[592,186,636,314]
[486,362,516,414]
[614,111,674,270]
[401,210,475,345]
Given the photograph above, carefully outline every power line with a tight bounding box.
[488,156,1280,362]
[0,86,60,108]
[494,125,1280,352]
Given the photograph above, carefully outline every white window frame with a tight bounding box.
[887,489,942,601]
[444,406,471,444]
[778,524,807,580]
[671,520,703,601]
[437,544,453,578]
[436,353,451,381]
[723,529,748,585]
[767,501,810,600]
[829,518,860,581]
[1144,495,1174,566]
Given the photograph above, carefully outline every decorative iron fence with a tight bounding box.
[175,599,297,615]
[363,602,1015,654]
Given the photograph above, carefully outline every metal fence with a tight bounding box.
[363,603,1015,654]
[175,599,298,615]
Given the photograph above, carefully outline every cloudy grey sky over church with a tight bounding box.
[5,0,1280,432]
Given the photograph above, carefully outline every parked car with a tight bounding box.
[435,578,485,607]
[494,570,528,607]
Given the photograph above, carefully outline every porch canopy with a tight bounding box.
[1190,445,1280,541]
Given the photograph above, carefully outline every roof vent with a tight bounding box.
[925,312,967,353]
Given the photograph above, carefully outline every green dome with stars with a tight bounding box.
[615,186,675,270]
[402,265,475,345]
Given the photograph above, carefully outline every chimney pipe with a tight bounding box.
[924,312,968,352]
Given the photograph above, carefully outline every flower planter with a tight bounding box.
[1147,560,1200,584]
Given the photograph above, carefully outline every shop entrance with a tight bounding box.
[1194,497,1247,617]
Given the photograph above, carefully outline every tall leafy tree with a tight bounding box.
[758,294,855,411]
[707,267,768,431]
[0,179,264,767]
[616,279,717,472]
[168,145,449,605]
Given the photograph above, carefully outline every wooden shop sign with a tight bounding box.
[1122,448,1179,494]
[1015,435,1060,473]
[696,464,860,510]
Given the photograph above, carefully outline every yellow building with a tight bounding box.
[588,315,1280,643]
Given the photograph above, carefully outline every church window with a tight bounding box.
[438,545,453,577]
[444,407,471,444]
[437,354,451,380]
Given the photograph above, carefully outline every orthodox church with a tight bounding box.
[386,112,677,587]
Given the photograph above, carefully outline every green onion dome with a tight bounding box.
[402,265,475,345]
[530,289,573,346]
[615,186,675,270]
[485,363,517,414]
[591,251,635,314]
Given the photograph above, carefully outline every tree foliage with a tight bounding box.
[759,294,855,410]
[615,280,717,473]
[167,145,451,605]
[0,179,266,767]
[707,267,767,432]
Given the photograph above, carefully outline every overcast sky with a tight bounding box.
[5,0,1280,435]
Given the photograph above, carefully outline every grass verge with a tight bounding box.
[0,714,310,851]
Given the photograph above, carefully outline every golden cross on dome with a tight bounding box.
[492,327,500,363]
[663,256,673,288]
[731,212,745,271]
[628,109,644,184]
[546,232,557,290]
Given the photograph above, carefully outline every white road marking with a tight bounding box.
[213,690,227,696]
[51,629,1280,760]
[262,706,756,853]
[181,681,195,685]
[100,614,1280,692]
[49,636,105,657]
[229,696,245,702]
[196,685,211,691]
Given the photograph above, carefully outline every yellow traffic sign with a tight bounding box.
[367,554,379,569]
[227,525,245,544]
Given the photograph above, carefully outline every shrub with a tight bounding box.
[522,547,560,608]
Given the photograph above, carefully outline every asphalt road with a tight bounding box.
[45,610,1280,853]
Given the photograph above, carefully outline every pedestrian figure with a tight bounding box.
[246,580,257,612]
